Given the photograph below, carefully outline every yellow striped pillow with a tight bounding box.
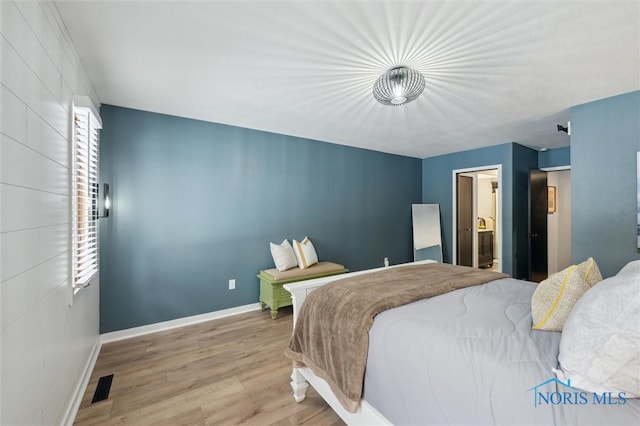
[293,237,319,269]
[579,256,603,287]
[531,257,602,331]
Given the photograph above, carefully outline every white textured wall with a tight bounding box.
[1,1,100,424]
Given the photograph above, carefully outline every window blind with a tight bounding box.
[71,100,102,289]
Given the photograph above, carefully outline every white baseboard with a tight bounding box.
[100,302,262,344]
[62,337,101,426]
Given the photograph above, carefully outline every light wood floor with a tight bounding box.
[74,307,344,426]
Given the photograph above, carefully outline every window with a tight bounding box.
[71,96,102,290]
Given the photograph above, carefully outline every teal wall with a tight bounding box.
[422,143,511,273]
[98,90,637,332]
[422,92,638,281]
[421,142,539,279]
[539,147,570,169]
[99,105,422,332]
[570,91,640,277]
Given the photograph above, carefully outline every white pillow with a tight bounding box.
[292,237,318,269]
[617,259,640,278]
[555,267,640,397]
[269,239,298,272]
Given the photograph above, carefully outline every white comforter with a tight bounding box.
[363,278,640,425]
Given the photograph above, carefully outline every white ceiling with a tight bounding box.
[54,0,639,159]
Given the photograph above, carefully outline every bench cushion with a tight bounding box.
[260,261,347,283]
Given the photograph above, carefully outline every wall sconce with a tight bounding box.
[99,183,111,218]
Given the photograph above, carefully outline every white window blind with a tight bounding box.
[71,98,102,289]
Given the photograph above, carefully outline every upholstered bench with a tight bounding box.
[258,261,348,319]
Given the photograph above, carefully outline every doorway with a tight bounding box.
[452,165,502,272]
[529,168,572,281]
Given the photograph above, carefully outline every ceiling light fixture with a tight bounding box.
[373,66,425,106]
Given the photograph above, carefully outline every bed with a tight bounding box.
[283,260,640,425]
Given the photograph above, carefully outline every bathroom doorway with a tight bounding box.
[452,165,502,272]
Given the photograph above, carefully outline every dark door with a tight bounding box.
[530,170,548,282]
[457,175,473,267]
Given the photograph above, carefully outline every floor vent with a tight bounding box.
[91,374,114,403]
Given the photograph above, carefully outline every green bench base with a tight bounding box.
[258,264,348,319]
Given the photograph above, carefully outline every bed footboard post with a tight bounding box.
[290,368,309,402]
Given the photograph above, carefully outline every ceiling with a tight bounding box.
[54,1,639,159]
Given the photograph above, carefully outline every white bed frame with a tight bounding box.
[283,260,436,425]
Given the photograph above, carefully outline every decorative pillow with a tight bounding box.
[269,239,298,272]
[580,256,603,287]
[531,257,602,331]
[616,259,640,278]
[292,237,318,269]
[555,268,640,397]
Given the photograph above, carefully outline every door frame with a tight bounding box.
[452,164,503,272]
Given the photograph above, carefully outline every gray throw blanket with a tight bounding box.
[284,263,508,412]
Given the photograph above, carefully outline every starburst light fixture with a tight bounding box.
[373,66,425,106]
